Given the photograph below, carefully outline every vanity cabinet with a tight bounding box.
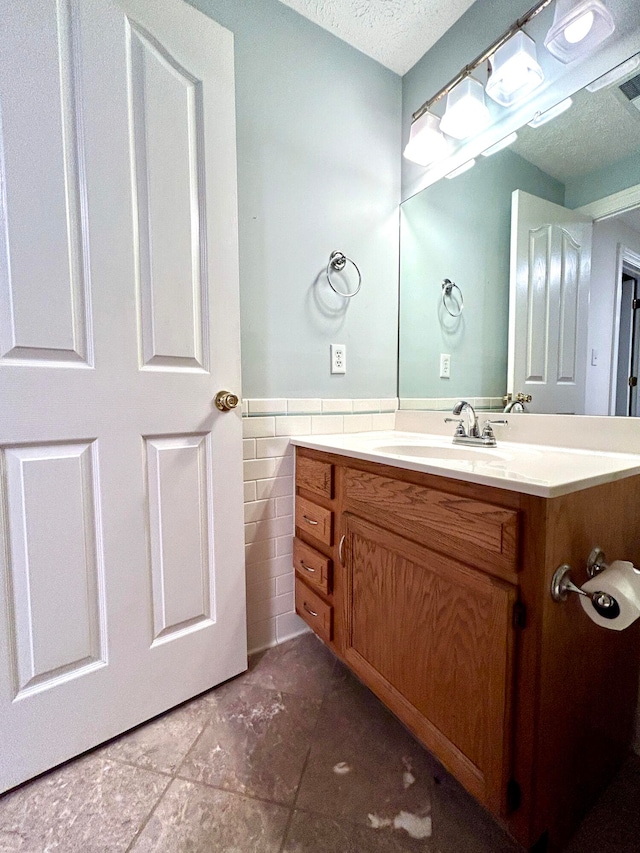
[293,446,640,852]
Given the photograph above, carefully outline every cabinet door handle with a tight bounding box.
[302,515,318,526]
[303,603,318,617]
[300,562,316,573]
[339,534,345,565]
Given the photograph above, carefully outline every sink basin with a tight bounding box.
[373,443,509,463]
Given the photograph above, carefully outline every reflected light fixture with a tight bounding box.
[586,54,640,92]
[403,112,450,166]
[481,132,518,157]
[445,159,476,179]
[486,31,545,106]
[440,77,491,140]
[544,0,615,63]
[528,96,573,127]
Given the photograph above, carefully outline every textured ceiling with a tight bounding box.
[277,0,478,75]
[511,77,640,182]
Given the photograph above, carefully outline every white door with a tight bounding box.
[508,190,592,414]
[0,0,246,793]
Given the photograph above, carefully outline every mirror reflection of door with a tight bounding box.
[508,190,593,414]
[615,267,640,416]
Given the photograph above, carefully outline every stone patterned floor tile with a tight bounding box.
[428,764,520,853]
[282,809,437,852]
[243,632,336,700]
[129,778,289,853]
[93,694,215,776]
[564,754,640,853]
[178,682,321,805]
[295,669,434,826]
[0,755,168,853]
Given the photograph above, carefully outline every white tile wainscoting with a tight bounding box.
[242,398,398,653]
[399,396,505,411]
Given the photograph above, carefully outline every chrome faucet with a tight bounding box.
[452,400,479,437]
[445,400,508,447]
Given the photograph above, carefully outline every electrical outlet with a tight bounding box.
[440,353,451,379]
[331,343,346,374]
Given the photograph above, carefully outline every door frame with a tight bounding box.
[609,245,640,415]
[577,181,640,417]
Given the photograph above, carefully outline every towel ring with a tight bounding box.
[326,250,362,298]
[442,279,463,317]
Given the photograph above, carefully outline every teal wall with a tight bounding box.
[399,151,564,399]
[188,0,401,399]
[566,150,640,209]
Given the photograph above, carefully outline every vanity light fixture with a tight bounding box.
[528,95,573,127]
[440,77,491,140]
[586,54,640,92]
[544,0,615,63]
[486,31,545,106]
[404,0,616,167]
[445,159,476,179]
[404,0,555,165]
[403,111,450,166]
[481,132,518,156]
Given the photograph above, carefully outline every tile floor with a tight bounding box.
[1,633,639,852]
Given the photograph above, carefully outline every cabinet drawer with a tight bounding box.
[294,537,331,594]
[295,578,333,643]
[296,453,333,499]
[343,468,518,581]
[295,496,333,546]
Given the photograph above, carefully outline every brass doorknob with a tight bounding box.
[214,391,239,412]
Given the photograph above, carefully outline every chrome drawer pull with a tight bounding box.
[339,534,345,565]
[300,562,316,573]
[302,515,319,526]
[303,603,318,617]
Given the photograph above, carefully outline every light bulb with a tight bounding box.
[485,31,545,107]
[440,78,491,140]
[564,10,594,42]
[544,0,614,64]
[403,112,450,166]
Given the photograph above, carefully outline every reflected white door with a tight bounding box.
[0,0,246,793]
[508,190,592,414]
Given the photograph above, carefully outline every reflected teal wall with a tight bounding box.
[188,0,401,398]
[566,150,640,208]
[399,151,564,399]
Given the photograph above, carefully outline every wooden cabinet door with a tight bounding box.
[342,513,517,815]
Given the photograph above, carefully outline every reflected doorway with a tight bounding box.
[615,264,640,415]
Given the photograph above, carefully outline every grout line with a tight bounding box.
[278,652,339,852]
[172,716,214,781]
[98,754,175,779]
[171,771,296,812]
[123,773,173,852]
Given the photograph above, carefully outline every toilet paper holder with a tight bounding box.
[551,548,621,620]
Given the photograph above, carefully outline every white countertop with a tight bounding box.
[291,431,640,498]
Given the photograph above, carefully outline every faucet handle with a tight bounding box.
[481,418,508,439]
[444,417,466,437]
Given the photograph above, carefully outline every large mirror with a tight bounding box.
[399,50,640,415]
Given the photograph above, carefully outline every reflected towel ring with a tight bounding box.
[442,279,463,317]
[326,250,362,298]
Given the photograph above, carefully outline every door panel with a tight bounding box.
[129,22,209,372]
[0,0,92,366]
[509,190,592,414]
[2,441,105,698]
[0,0,245,793]
[145,434,214,643]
